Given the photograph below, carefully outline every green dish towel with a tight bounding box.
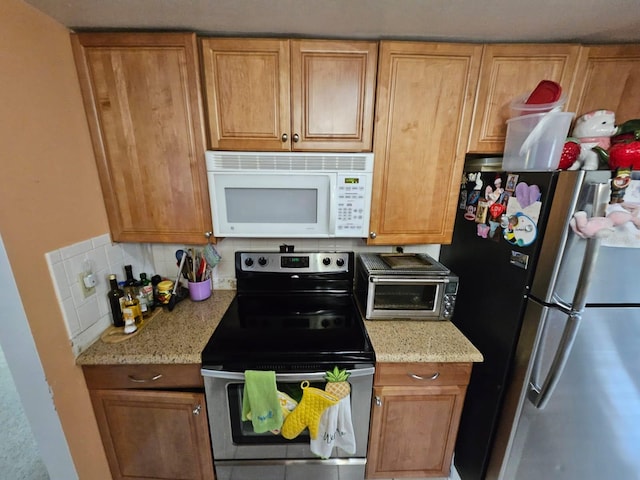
[241,370,283,433]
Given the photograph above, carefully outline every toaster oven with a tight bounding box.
[355,253,458,320]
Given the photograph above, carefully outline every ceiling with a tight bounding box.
[21,0,640,43]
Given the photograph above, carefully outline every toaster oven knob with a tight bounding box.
[244,257,254,267]
[322,257,331,266]
[336,258,345,267]
[258,257,267,266]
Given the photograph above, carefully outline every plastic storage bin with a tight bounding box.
[502,112,574,171]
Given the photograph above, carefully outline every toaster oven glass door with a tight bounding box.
[368,278,445,318]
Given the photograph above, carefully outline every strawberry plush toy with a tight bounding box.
[559,138,581,170]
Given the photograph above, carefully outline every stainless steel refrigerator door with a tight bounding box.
[490,300,640,480]
[532,170,640,306]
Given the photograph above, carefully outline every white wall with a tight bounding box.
[0,234,77,479]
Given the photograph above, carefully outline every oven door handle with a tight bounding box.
[201,367,375,382]
[370,277,449,284]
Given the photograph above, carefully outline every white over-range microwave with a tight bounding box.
[205,151,374,238]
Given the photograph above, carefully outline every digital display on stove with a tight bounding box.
[281,256,309,268]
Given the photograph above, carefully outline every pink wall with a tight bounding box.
[0,0,111,477]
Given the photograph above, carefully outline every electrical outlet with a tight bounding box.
[79,272,96,298]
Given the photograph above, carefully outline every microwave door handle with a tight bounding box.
[328,174,337,234]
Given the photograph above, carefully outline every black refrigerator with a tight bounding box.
[439,159,640,479]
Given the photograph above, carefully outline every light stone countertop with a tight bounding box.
[76,290,236,365]
[76,289,482,365]
[365,320,483,363]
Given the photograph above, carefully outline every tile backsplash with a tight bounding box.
[46,234,155,356]
[151,238,440,289]
[47,233,440,356]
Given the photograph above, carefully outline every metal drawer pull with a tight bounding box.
[375,396,382,406]
[409,372,440,381]
[193,404,201,416]
[127,373,163,383]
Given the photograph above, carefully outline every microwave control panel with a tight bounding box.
[336,173,371,236]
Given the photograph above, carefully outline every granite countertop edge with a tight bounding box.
[76,290,483,366]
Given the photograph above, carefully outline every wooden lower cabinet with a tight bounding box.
[84,364,215,480]
[366,362,472,479]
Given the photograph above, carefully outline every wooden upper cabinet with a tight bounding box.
[72,33,212,244]
[200,38,377,151]
[290,39,377,151]
[572,45,640,122]
[368,41,482,245]
[200,38,291,151]
[468,44,582,153]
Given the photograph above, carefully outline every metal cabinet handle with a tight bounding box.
[193,404,202,416]
[375,396,382,407]
[292,133,300,143]
[369,232,377,239]
[409,372,440,381]
[127,373,163,383]
[281,133,288,142]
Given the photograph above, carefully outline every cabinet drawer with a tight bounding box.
[83,364,203,390]
[374,362,471,387]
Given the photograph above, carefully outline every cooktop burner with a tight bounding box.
[201,251,375,371]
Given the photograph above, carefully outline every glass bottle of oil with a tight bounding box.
[123,286,143,325]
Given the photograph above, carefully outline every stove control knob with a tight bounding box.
[244,257,254,267]
[258,257,267,266]
[336,258,345,267]
[322,257,331,266]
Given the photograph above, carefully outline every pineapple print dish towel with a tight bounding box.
[242,370,283,433]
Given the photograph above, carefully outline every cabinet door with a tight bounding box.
[572,45,640,122]
[200,38,291,151]
[468,44,582,153]
[369,41,482,245]
[72,33,212,244]
[91,389,214,480]
[366,385,467,478]
[290,39,377,151]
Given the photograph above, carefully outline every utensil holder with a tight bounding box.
[188,278,211,302]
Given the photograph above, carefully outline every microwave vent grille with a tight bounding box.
[206,152,373,172]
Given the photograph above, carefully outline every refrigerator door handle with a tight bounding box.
[528,237,602,409]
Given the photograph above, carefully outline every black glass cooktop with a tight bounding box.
[201,293,375,371]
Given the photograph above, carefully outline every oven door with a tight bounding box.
[201,367,373,460]
[364,276,450,319]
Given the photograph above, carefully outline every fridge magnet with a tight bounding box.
[503,212,537,246]
[459,188,468,210]
[487,203,506,241]
[610,167,632,203]
[467,188,481,208]
[505,174,519,192]
[506,182,543,225]
[477,223,490,238]
[475,200,489,223]
[464,205,477,221]
[485,176,505,205]
[488,219,502,241]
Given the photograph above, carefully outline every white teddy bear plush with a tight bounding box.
[569,110,616,170]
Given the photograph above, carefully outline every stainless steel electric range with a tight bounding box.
[201,250,375,480]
